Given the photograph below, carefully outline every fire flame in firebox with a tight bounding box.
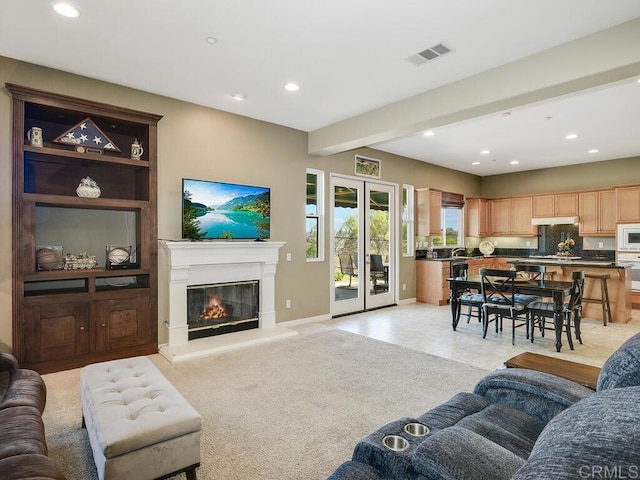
[200,296,228,320]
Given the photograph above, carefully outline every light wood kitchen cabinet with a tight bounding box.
[490,198,511,235]
[533,193,578,217]
[511,196,536,236]
[616,185,640,223]
[465,197,490,237]
[466,257,496,275]
[417,257,499,305]
[579,189,615,236]
[416,188,442,236]
[490,197,536,236]
[416,260,450,305]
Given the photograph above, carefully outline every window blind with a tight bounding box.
[441,191,464,208]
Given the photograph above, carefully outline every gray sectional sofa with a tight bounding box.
[328,332,640,480]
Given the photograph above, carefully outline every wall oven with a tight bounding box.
[617,253,640,291]
[617,224,640,252]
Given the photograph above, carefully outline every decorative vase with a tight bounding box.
[76,177,101,198]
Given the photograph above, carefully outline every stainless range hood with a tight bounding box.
[531,216,579,226]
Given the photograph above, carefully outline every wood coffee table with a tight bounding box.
[504,352,601,390]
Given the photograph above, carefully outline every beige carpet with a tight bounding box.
[42,329,490,480]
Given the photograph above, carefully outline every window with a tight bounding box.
[306,169,324,261]
[432,191,464,247]
[441,208,463,247]
[402,185,414,256]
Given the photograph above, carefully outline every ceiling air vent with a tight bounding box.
[406,43,452,66]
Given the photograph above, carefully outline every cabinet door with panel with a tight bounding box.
[416,189,442,236]
[579,189,615,236]
[490,198,510,235]
[465,198,490,237]
[95,296,152,352]
[616,185,640,223]
[510,196,535,236]
[513,197,535,235]
[554,193,579,216]
[22,301,90,364]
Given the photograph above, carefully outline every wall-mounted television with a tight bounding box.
[182,178,270,240]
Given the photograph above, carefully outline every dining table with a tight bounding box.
[447,275,575,352]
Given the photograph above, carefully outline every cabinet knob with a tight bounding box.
[80,326,85,331]
[101,323,107,328]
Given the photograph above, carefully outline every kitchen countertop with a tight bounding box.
[416,255,625,268]
[508,259,626,268]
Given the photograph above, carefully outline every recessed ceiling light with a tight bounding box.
[423,130,435,137]
[230,92,246,101]
[205,36,217,45]
[565,133,579,140]
[588,148,600,154]
[471,161,480,165]
[53,2,79,17]
[480,149,490,155]
[510,160,519,165]
[284,83,300,92]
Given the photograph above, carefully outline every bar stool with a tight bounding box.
[583,273,612,326]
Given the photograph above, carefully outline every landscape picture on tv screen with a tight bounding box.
[182,178,270,240]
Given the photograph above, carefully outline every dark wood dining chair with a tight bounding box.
[450,262,483,324]
[527,270,585,351]
[479,268,538,345]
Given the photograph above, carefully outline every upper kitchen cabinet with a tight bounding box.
[416,188,442,237]
[616,185,640,223]
[533,193,578,218]
[490,196,537,236]
[465,197,490,237]
[579,189,615,236]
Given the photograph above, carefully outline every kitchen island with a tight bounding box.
[508,259,632,323]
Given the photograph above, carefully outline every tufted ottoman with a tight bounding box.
[80,356,201,480]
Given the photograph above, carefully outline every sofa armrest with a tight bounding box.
[412,426,524,480]
[0,352,19,372]
[473,369,593,423]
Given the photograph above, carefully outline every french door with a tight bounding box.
[331,175,396,316]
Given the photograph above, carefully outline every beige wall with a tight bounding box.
[0,56,481,349]
[481,157,640,198]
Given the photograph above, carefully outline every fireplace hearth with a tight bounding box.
[187,281,259,339]
[158,240,297,363]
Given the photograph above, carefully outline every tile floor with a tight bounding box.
[314,302,640,371]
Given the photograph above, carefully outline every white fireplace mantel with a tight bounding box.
[158,240,297,362]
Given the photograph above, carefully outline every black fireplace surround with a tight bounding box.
[187,281,259,340]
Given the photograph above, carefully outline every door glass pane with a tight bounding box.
[334,185,359,301]
[369,189,390,296]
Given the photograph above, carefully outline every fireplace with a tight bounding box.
[158,240,297,362]
[187,281,259,339]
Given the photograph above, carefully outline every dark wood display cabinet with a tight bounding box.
[7,84,162,374]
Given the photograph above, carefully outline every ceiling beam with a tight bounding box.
[308,18,640,156]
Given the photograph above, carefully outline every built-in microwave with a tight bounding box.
[617,224,640,252]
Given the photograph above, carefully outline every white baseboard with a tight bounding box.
[398,297,416,305]
[278,313,332,327]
